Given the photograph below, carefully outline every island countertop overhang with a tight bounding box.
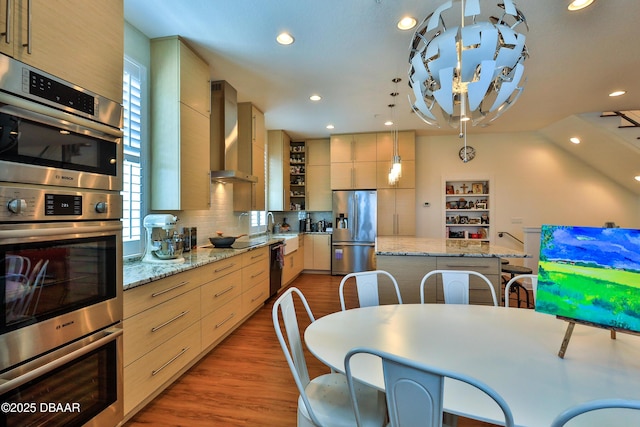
[375,236,529,258]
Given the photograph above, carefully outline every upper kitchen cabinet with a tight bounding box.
[376,131,416,189]
[330,133,377,189]
[150,36,211,211]
[306,138,331,211]
[0,0,124,102]
[267,129,291,211]
[235,103,266,211]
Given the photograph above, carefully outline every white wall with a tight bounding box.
[415,132,640,252]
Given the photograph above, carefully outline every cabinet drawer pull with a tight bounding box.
[250,291,265,303]
[151,281,188,297]
[215,312,236,329]
[151,310,190,332]
[2,0,10,43]
[251,253,265,259]
[251,270,265,279]
[151,347,190,376]
[214,263,236,273]
[214,285,236,297]
[23,0,31,54]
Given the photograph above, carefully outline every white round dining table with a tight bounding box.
[304,304,640,426]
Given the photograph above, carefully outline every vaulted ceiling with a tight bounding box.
[124,0,640,194]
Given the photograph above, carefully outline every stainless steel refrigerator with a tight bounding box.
[331,190,377,275]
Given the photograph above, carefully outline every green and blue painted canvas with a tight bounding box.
[536,225,640,332]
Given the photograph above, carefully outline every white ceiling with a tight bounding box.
[124,0,640,194]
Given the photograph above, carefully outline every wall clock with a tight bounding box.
[459,145,476,162]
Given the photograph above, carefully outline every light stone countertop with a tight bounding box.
[123,236,287,290]
[375,236,529,258]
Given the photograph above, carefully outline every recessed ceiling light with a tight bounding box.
[276,32,294,45]
[635,175,640,182]
[568,0,595,11]
[309,94,321,101]
[609,90,626,97]
[326,124,334,130]
[384,120,393,126]
[570,137,581,144]
[397,16,417,30]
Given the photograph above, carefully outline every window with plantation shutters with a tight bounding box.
[122,57,146,256]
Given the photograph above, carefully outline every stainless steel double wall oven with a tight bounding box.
[0,55,124,427]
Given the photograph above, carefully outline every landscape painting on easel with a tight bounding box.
[536,225,640,333]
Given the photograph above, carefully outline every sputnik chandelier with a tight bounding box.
[408,0,529,138]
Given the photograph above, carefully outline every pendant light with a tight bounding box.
[407,0,529,138]
[388,78,402,185]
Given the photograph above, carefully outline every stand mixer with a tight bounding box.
[142,214,185,263]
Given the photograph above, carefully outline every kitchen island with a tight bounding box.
[376,236,529,305]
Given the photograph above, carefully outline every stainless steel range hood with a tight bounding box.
[210,80,258,183]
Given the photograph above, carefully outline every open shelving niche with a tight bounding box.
[443,178,492,242]
[289,140,306,211]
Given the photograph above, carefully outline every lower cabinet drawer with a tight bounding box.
[435,256,499,272]
[241,259,269,292]
[123,288,201,366]
[242,280,269,316]
[200,269,242,317]
[124,321,201,415]
[201,295,242,350]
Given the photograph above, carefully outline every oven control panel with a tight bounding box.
[0,184,122,222]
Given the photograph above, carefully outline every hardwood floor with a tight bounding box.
[124,273,498,427]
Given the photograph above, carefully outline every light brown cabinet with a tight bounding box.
[303,234,331,271]
[376,255,501,305]
[123,248,270,421]
[0,0,124,102]
[123,268,206,416]
[241,247,270,316]
[330,133,377,189]
[306,138,332,211]
[235,103,266,211]
[150,36,211,211]
[282,237,304,285]
[377,188,416,236]
[268,130,291,211]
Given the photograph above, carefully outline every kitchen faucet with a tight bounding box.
[266,212,275,235]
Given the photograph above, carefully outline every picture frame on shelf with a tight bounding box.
[469,218,481,225]
[459,216,469,224]
[472,183,484,194]
[475,202,487,210]
[446,185,454,194]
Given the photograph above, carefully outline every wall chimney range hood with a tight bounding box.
[210,80,258,183]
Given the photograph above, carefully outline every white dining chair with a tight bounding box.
[339,270,402,311]
[420,269,498,306]
[504,274,538,308]
[6,254,30,276]
[7,259,48,320]
[272,287,387,427]
[344,347,515,427]
[550,398,640,427]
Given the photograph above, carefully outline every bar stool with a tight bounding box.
[501,264,533,308]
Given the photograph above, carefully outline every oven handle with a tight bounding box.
[0,327,123,394]
[0,91,122,140]
[0,223,122,240]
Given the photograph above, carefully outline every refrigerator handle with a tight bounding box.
[353,193,359,240]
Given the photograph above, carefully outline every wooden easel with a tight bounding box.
[557,316,640,358]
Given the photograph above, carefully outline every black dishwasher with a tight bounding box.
[269,242,284,296]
